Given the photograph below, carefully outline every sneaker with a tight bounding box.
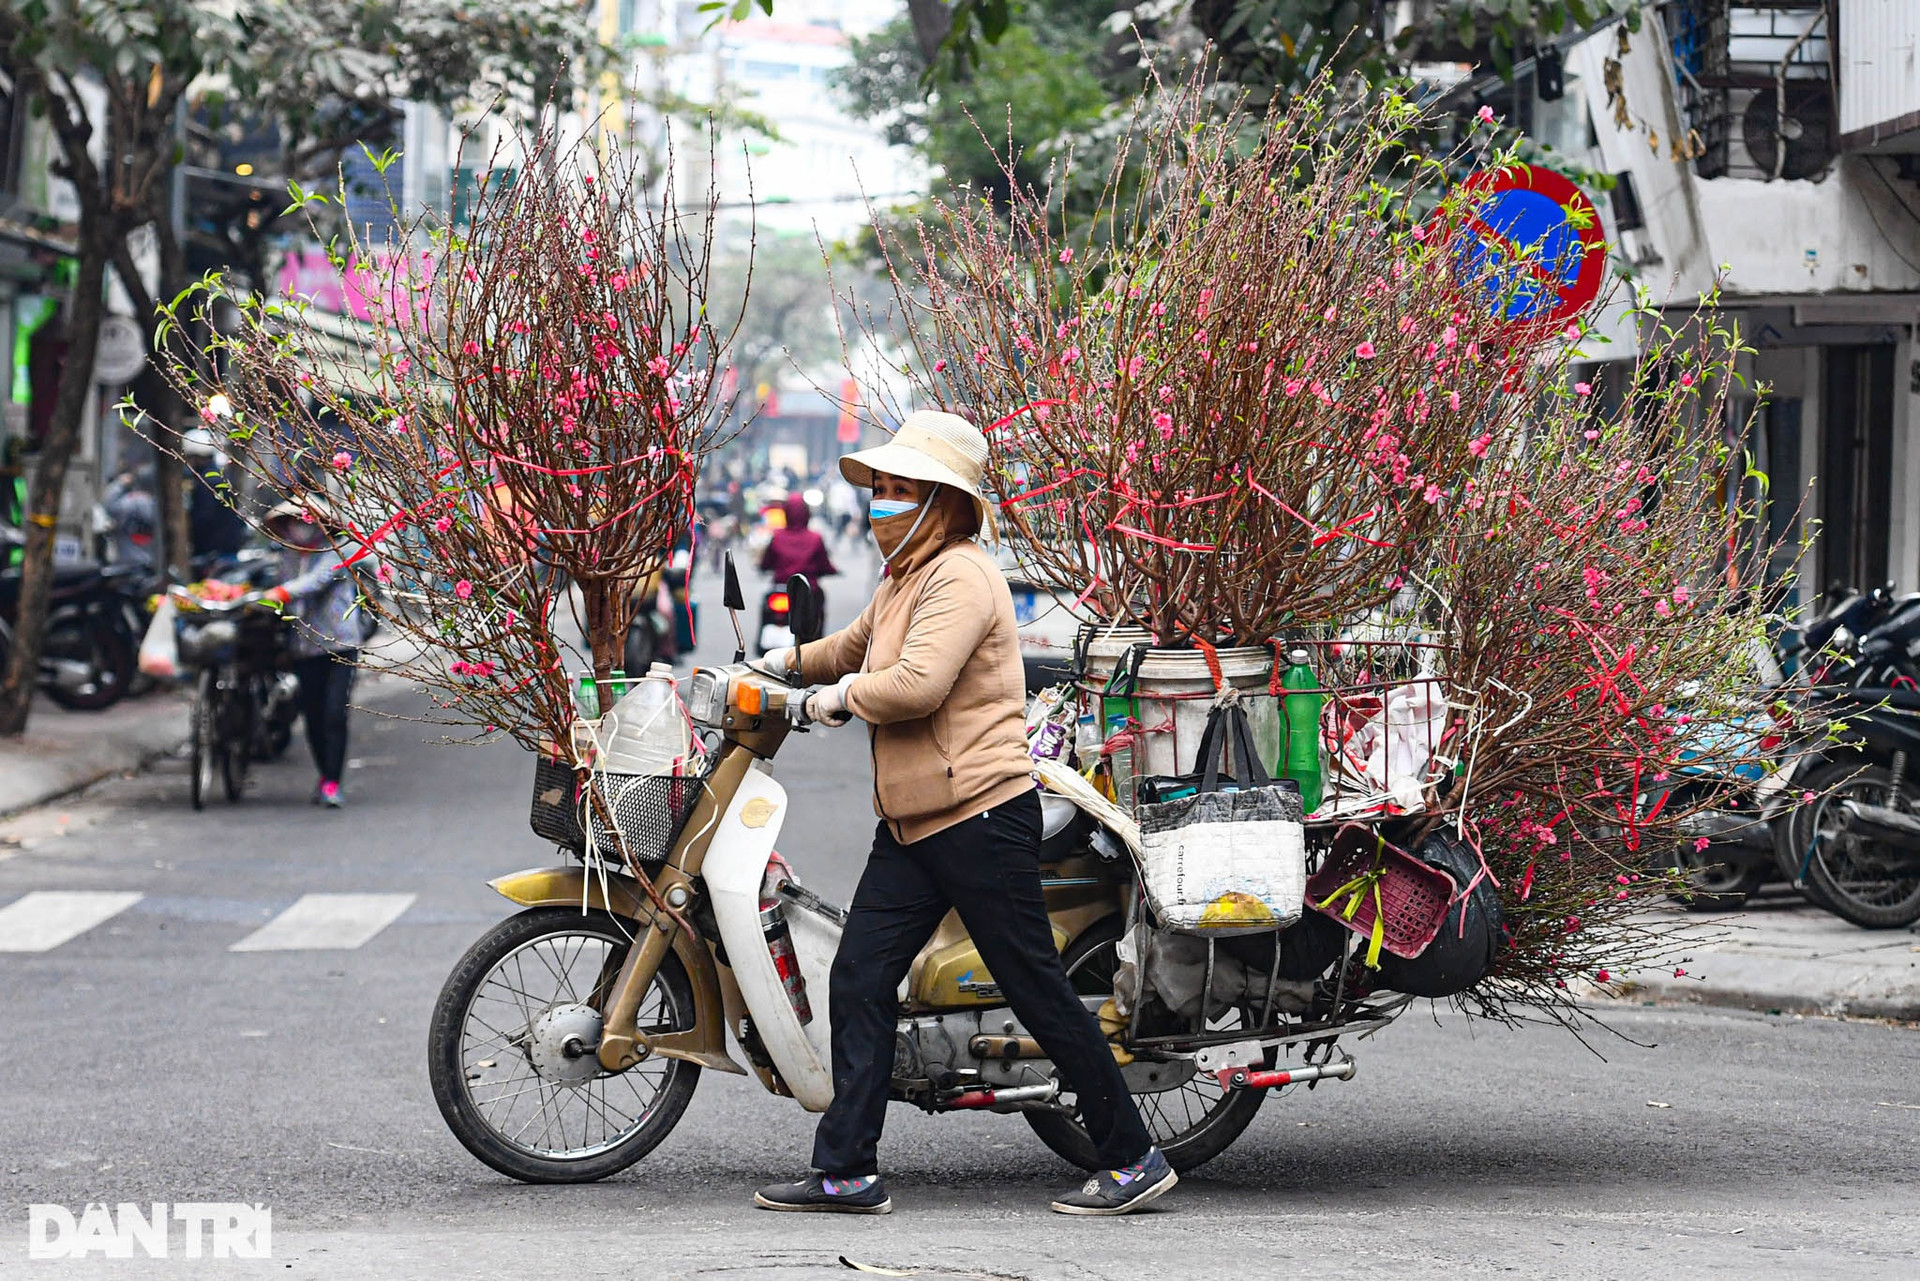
[318,780,344,809]
[753,1172,891,1215]
[1050,1147,1177,1216]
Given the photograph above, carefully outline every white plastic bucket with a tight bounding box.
[1076,625,1280,780]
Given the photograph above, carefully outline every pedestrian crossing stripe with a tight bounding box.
[0,890,419,953]
[0,891,145,952]
[228,892,417,952]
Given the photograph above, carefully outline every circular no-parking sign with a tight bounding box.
[1439,164,1607,335]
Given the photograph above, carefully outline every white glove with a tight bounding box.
[806,673,859,727]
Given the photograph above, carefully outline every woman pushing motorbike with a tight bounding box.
[756,411,1174,1217]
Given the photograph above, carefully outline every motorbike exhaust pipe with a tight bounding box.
[941,1081,1060,1111]
[1836,799,1920,844]
[1216,1055,1357,1092]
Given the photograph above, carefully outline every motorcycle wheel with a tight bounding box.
[189,670,217,811]
[1797,762,1920,929]
[41,614,134,711]
[1023,918,1268,1174]
[428,907,701,1184]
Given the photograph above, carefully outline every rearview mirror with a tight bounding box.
[722,553,745,611]
[786,574,822,645]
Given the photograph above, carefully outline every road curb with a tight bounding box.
[0,706,187,819]
[1619,975,1920,1023]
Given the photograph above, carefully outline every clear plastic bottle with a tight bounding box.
[600,662,688,775]
[1279,647,1324,813]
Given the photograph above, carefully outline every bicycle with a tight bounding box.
[171,589,291,810]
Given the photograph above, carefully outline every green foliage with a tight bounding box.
[837,7,1110,201]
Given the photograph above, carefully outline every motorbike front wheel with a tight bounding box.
[189,670,218,811]
[1023,920,1267,1173]
[428,907,701,1183]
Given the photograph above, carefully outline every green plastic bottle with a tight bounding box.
[1279,647,1324,814]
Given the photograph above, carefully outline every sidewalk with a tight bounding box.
[0,689,190,818]
[1613,888,1920,1022]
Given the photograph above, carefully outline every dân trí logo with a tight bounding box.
[27,1203,272,1259]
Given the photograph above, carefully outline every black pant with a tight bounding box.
[290,650,356,783]
[811,789,1151,1176]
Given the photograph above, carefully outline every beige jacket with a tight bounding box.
[796,490,1035,843]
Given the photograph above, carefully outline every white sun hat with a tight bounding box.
[839,409,996,537]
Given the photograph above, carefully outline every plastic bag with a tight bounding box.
[1322,680,1447,816]
[138,598,179,679]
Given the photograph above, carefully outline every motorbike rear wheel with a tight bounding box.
[1798,762,1920,929]
[429,907,700,1183]
[1023,919,1267,1173]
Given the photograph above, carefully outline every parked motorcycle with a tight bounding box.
[1772,686,1920,929]
[0,528,141,711]
[429,561,1421,1183]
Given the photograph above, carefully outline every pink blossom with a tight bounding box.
[1285,378,1305,396]
[1157,385,1175,403]
[331,451,353,470]
[647,356,670,378]
[1152,411,1174,439]
[433,516,452,533]
[974,344,991,365]
[1448,391,1462,412]
[455,579,473,600]
[1654,599,1673,617]
[1062,346,1081,365]
[1672,584,1691,604]
[1442,325,1458,350]
[933,358,947,373]
[1125,355,1145,379]
[1411,226,1427,242]
[609,272,628,292]
[462,340,481,356]
[1355,341,1377,360]
[1584,429,1601,441]
[1058,246,1073,264]
[1467,432,1491,458]
[1397,316,1416,334]
[1680,372,1696,388]
[1693,837,1711,853]
[1422,482,1443,504]
[1574,381,1592,395]
[376,563,393,585]
[1477,105,1496,124]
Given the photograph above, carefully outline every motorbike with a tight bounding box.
[623,556,690,675]
[1652,583,1920,912]
[0,527,141,711]
[428,560,1411,1184]
[754,582,797,656]
[1769,686,1920,929]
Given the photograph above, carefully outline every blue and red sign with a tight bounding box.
[1437,164,1607,336]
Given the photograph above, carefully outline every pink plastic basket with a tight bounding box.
[1304,827,1457,960]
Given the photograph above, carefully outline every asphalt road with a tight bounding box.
[2,564,1918,1279]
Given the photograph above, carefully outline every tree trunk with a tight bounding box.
[0,232,110,736]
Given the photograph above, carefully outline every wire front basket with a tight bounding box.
[529,755,713,866]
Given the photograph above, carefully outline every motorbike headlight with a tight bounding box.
[688,669,726,726]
